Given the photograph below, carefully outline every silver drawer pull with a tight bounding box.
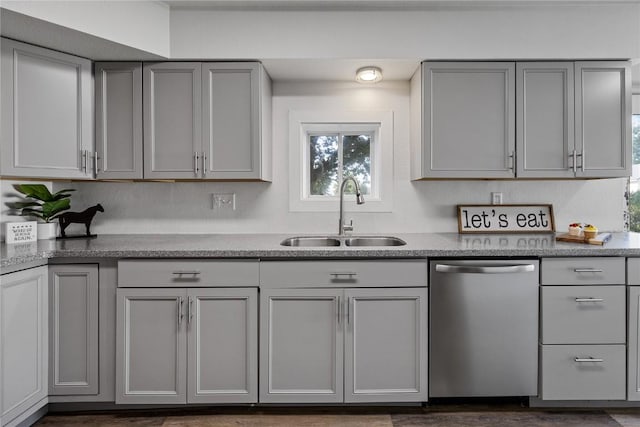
[574,269,604,273]
[574,357,604,363]
[435,264,535,274]
[330,272,357,279]
[575,298,604,303]
[172,271,201,276]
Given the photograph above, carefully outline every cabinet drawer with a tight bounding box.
[628,258,640,285]
[118,259,259,287]
[540,344,625,400]
[541,257,625,285]
[260,260,428,288]
[541,286,625,344]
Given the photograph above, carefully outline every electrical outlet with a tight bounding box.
[212,193,236,211]
[491,192,503,205]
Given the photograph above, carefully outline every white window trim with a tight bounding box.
[289,110,393,212]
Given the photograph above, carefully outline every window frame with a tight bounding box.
[289,110,393,213]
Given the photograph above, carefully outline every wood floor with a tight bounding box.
[34,405,640,427]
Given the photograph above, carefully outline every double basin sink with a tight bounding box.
[281,236,406,247]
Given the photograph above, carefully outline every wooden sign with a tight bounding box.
[4,221,37,243]
[458,204,555,234]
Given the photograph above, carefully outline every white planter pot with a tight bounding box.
[37,222,58,240]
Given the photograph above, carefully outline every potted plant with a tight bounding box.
[10,184,74,239]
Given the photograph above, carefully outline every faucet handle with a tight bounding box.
[343,219,354,233]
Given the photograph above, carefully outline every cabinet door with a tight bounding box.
[1,266,48,424]
[629,287,640,400]
[344,288,428,403]
[1,38,93,179]
[116,289,187,404]
[187,288,257,403]
[202,63,261,179]
[95,62,143,179]
[420,62,515,178]
[575,61,631,178]
[48,264,99,395]
[260,289,343,403]
[516,62,575,178]
[143,62,202,179]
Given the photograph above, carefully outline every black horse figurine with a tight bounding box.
[58,204,104,238]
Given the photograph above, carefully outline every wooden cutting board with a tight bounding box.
[556,232,612,246]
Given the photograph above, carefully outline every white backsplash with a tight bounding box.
[1,81,629,236]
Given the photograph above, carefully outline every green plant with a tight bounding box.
[10,184,74,223]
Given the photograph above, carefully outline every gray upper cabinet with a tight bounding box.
[48,264,99,396]
[143,62,272,181]
[95,62,143,179]
[202,63,271,180]
[411,61,516,179]
[575,61,631,178]
[144,62,202,179]
[516,62,575,178]
[1,38,94,179]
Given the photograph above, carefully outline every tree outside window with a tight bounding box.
[629,114,640,231]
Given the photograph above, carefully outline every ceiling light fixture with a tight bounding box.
[356,66,383,83]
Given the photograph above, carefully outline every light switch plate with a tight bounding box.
[491,192,503,205]
[212,193,236,211]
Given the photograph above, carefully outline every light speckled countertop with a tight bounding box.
[3,232,640,270]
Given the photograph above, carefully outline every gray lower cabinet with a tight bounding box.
[539,257,626,400]
[0,266,48,426]
[48,264,99,396]
[1,38,94,179]
[95,62,143,179]
[116,287,257,404]
[259,287,428,403]
[411,61,516,179]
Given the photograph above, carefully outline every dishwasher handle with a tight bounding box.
[435,264,536,274]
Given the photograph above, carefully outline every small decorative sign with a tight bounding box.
[4,221,37,243]
[458,204,555,234]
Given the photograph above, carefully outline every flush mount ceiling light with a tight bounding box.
[356,66,383,83]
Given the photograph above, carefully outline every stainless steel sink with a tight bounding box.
[280,236,341,247]
[344,236,407,247]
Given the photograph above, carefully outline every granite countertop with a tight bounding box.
[3,232,640,270]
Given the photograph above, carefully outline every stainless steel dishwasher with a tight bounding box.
[429,259,539,398]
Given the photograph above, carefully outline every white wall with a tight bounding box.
[0,1,170,57]
[170,5,640,60]
[57,81,628,235]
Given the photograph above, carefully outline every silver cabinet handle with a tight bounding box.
[194,152,200,176]
[177,297,184,325]
[572,149,577,173]
[575,298,604,303]
[577,152,584,172]
[508,151,514,171]
[347,297,352,325]
[172,271,201,276]
[575,357,603,363]
[188,296,193,324]
[330,272,357,279]
[202,152,207,177]
[574,269,603,273]
[94,151,100,173]
[435,264,535,274]
[336,296,341,325]
[82,150,88,174]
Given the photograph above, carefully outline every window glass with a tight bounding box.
[343,134,371,195]
[630,114,640,231]
[309,135,339,196]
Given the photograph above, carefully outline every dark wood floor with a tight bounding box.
[34,405,640,427]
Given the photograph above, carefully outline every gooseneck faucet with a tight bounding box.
[338,176,365,236]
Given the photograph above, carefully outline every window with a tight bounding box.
[289,111,393,212]
[629,113,640,231]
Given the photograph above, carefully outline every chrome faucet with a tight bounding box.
[338,176,365,235]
